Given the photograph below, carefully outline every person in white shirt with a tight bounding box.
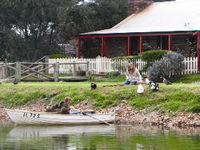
[124,63,143,85]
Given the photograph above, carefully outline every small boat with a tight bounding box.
[5,109,115,125]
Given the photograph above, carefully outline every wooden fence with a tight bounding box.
[0,56,198,83]
[49,56,198,75]
[0,61,89,83]
[183,57,198,74]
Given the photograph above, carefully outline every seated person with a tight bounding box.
[124,63,143,85]
[45,97,71,114]
[59,97,71,114]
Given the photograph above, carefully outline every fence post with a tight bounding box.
[4,59,8,78]
[44,56,49,74]
[54,62,59,82]
[86,61,89,76]
[15,62,21,82]
[72,61,76,76]
[0,62,3,79]
[38,62,43,79]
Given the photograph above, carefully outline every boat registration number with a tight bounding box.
[23,112,40,118]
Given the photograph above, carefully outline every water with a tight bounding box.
[0,124,200,150]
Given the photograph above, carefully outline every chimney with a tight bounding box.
[128,0,153,15]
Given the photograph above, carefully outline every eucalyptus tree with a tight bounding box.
[0,0,80,61]
[0,0,128,61]
[63,0,128,37]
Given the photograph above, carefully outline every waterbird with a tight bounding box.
[91,83,97,90]
[137,84,144,94]
[161,77,172,85]
[150,82,159,92]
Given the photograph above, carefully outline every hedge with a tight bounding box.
[141,50,168,62]
[49,54,67,59]
[111,55,141,61]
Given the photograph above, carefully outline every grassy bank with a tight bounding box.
[0,81,200,113]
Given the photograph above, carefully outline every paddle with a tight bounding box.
[70,107,112,126]
[82,112,112,126]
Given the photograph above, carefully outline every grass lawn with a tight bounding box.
[173,74,200,83]
[0,81,200,113]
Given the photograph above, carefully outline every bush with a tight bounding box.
[112,55,141,61]
[141,50,168,71]
[49,54,67,59]
[147,51,184,80]
[142,50,168,62]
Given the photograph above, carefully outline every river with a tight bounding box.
[0,123,200,150]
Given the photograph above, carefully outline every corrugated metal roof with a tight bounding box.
[80,0,200,36]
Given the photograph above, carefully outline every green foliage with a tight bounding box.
[141,50,168,72]
[0,0,80,61]
[87,72,96,82]
[129,97,149,109]
[161,101,182,111]
[0,0,128,61]
[49,54,67,59]
[141,50,168,62]
[173,74,200,83]
[187,105,200,113]
[0,91,50,106]
[112,56,141,61]
[147,51,184,80]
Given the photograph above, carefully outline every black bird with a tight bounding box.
[149,81,159,92]
[91,83,97,90]
[161,77,172,85]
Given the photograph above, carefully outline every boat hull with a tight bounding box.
[6,109,115,125]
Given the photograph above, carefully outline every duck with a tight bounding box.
[137,84,144,94]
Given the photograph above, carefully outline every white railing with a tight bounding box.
[183,57,198,74]
[48,56,198,75]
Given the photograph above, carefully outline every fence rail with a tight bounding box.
[0,61,89,82]
[49,56,198,75]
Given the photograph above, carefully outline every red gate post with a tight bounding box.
[101,37,106,57]
[127,36,131,56]
[168,35,172,51]
[77,38,81,58]
[197,32,200,69]
[139,36,143,54]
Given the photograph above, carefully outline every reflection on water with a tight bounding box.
[0,124,200,150]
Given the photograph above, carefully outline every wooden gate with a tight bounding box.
[0,59,89,83]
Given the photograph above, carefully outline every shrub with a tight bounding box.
[112,55,141,61]
[142,50,168,62]
[49,54,67,59]
[147,51,184,80]
[141,50,168,71]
